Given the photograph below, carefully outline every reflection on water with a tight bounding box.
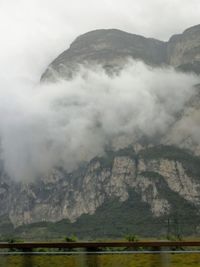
[0,252,200,267]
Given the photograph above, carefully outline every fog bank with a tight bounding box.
[0,61,198,180]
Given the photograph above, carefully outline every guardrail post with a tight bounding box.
[85,247,99,267]
[21,248,33,267]
[149,246,170,267]
[160,247,170,267]
[75,247,99,267]
[75,248,88,267]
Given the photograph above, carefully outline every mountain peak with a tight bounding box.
[41,28,166,82]
[183,24,200,35]
[41,24,200,82]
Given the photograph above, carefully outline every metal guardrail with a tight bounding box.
[0,241,200,249]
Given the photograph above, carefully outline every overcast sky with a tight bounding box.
[0,0,200,82]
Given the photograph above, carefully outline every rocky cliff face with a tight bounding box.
[41,24,200,82]
[167,25,200,73]
[41,29,167,82]
[1,145,200,231]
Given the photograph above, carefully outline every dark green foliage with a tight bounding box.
[97,151,115,169]
[139,145,191,161]
[115,146,136,158]
[11,184,200,240]
[1,145,200,240]
[65,235,77,242]
[3,188,200,240]
[140,171,164,180]
[10,191,159,240]
[125,234,139,242]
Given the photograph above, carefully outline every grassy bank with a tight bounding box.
[1,253,200,267]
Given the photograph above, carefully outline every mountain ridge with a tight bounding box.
[41,24,200,82]
[1,24,200,239]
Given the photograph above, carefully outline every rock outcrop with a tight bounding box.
[1,145,200,229]
[41,25,200,82]
[167,25,200,73]
[41,29,167,82]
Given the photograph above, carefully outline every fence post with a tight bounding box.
[149,246,170,267]
[21,248,33,267]
[85,247,99,267]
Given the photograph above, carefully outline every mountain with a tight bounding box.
[167,24,200,73]
[1,145,200,239]
[41,24,200,82]
[41,29,167,82]
[1,25,200,239]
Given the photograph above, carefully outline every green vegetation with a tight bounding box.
[1,145,200,241]
[140,171,164,180]
[125,234,139,242]
[0,192,156,240]
[3,186,199,240]
[1,254,200,267]
[65,235,77,242]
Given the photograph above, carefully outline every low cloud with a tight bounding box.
[0,61,198,181]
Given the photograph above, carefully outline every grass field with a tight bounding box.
[1,253,200,267]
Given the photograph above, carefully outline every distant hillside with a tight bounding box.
[1,145,200,239]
